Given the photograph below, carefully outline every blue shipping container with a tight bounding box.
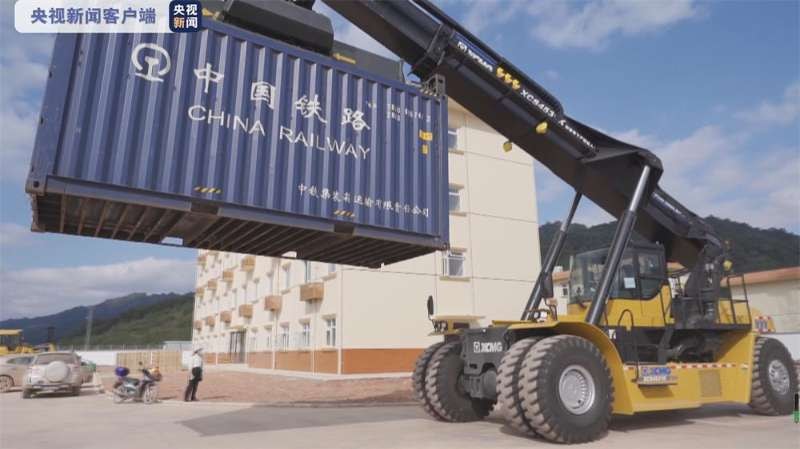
[27,19,448,267]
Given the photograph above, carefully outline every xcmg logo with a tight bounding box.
[473,341,504,354]
[456,40,494,73]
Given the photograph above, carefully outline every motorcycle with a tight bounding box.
[112,363,162,404]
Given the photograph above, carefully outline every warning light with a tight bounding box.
[502,141,513,153]
[536,121,548,134]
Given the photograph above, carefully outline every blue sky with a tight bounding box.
[1,0,798,318]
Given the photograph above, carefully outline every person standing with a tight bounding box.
[184,348,203,402]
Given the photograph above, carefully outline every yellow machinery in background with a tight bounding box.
[0,330,35,356]
[0,329,55,356]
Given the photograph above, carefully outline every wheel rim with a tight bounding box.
[0,377,10,391]
[558,364,596,415]
[767,359,790,396]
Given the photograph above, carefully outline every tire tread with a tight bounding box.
[412,342,445,421]
[425,341,492,422]
[497,337,540,436]
[518,335,613,444]
[749,337,797,415]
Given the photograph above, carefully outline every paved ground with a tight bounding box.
[1,385,797,449]
[96,366,414,404]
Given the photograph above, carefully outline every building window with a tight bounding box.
[279,325,289,350]
[448,186,462,212]
[447,127,458,150]
[442,250,466,277]
[265,272,274,295]
[282,265,291,290]
[300,322,311,348]
[304,261,312,283]
[328,263,337,275]
[264,329,272,350]
[561,286,569,298]
[325,318,336,347]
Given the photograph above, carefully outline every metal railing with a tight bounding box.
[56,344,164,351]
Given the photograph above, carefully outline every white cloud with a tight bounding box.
[0,258,196,319]
[458,0,701,51]
[735,81,800,126]
[533,161,568,203]
[537,88,799,231]
[313,2,396,59]
[0,222,35,248]
[544,69,560,81]
[461,0,528,35]
[526,0,701,50]
[0,7,54,182]
[631,126,798,230]
[610,128,661,149]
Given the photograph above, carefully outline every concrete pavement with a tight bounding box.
[1,388,797,449]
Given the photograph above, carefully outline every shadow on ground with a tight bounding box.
[181,399,764,439]
[609,403,761,432]
[180,404,424,437]
[496,403,761,442]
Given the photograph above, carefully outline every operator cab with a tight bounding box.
[0,330,23,353]
[569,243,666,305]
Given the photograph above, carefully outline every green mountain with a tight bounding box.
[59,293,193,346]
[0,292,190,345]
[539,216,800,273]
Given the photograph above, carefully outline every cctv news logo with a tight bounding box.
[168,0,201,33]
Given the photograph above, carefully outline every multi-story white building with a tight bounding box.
[191,101,541,374]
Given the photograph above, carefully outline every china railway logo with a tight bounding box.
[131,43,171,83]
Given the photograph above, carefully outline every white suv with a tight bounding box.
[22,352,83,398]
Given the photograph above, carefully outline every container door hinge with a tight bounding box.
[421,74,446,98]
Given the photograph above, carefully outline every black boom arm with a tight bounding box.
[321,0,726,316]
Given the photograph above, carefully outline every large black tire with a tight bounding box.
[749,337,797,415]
[425,341,493,422]
[497,337,541,436]
[21,388,32,399]
[413,341,446,420]
[518,335,613,444]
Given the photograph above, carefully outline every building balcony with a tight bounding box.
[241,255,256,272]
[238,304,253,318]
[299,282,324,302]
[264,295,282,312]
[220,310,232,323]
[222,269,235,283]
[207,279,218,291]
[193,320,202,330]
[205,316,215,327]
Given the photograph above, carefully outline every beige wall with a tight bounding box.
[733,279,800,332]
[191,100,541,374]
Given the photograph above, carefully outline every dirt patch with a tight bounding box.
[98,367,414,405]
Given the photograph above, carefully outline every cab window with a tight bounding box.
[638,251,665,298]
[612,254,638,299]
[569,246,665,303]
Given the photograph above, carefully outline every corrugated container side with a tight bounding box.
[27,19,448,267]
